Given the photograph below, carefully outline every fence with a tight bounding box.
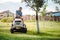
[23,15,60,21]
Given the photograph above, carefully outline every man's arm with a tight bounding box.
[19,12,22,17]
[16,10,20,17]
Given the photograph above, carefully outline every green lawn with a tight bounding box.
[0,21,60,40]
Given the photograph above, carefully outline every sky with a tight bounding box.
[0,0,21,3]
[0,0,60,15]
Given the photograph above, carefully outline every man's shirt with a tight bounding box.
[16,10,22,16]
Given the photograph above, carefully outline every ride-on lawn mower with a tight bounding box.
[10,16,27,33]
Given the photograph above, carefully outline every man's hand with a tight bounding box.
[16,14,20,17]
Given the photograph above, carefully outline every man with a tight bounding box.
[15,7,24,23]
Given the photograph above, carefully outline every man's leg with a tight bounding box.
[20,17,24,24]
[22,18,24,24]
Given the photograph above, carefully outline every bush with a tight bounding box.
[1,17,13,22]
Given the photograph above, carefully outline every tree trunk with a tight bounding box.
[36,11,40,34]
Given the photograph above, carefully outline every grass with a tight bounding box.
[0,21,60,40]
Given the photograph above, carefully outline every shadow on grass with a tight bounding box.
[0,34,60,40]
[0,29,60,40]
[0,29,60,37]
[11,30,60,37]
[26,30,60,37]
[0,33,60,40]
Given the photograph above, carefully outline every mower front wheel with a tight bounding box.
[10,28,14,33]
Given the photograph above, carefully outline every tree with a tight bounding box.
[53,0,60,4]
[55,6,59,12]
[42,3,47,18]
[41,3,47,28]
[22,0,45,33]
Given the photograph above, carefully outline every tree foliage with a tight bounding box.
[23,0,44,11]
[42,3,47,17]
[53,0,60,4]
[55,6,59,12]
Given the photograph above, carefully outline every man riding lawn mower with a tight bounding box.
[10,7,27,33]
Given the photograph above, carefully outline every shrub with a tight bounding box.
[1,17,13,22]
